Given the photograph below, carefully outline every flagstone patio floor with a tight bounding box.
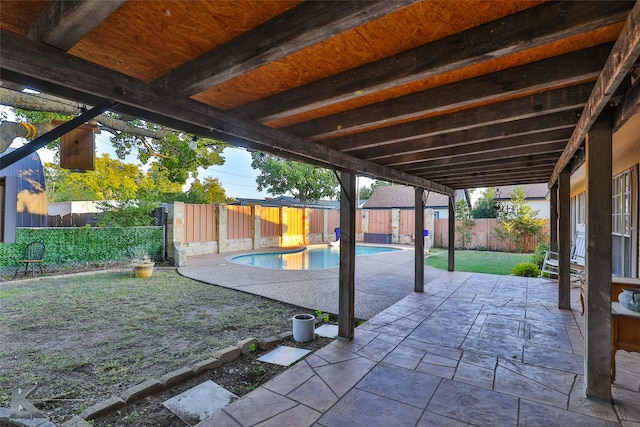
[193,270,640,426]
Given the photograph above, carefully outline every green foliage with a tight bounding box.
[512,262,541,277]
[97,199,160,227]
[186,177,229,204]
[250,153,338,203]
[531,242,550,269]
[0,227,162,267]
[248,343,257,353]
[44,153,229,204]
[472,187,499,218]
[359,179,391,200]
[494,186,546,253]
[455,199,475,250]
[45,154,147,202]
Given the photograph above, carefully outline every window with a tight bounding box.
[612,167,638,277]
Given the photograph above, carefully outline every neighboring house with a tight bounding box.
[362,185,467,219]
[0,148,47,230]
[569,115,640,278]
[48,200,103,217]
[492,184,550,219]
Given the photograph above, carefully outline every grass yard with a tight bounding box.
[426,249,532,275]
[0,270,316,424]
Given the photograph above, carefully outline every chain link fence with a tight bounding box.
[0,226,164,281]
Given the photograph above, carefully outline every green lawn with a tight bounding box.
[426,249,532,275]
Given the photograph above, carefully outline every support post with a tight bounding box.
[338,170,356,340]
[584,112,613,401]
[415,187,425,292]
[550,183,558,253]
[448,194,455,272]
[559,168,571,309]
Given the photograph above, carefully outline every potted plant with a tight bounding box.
[131,246,154,278]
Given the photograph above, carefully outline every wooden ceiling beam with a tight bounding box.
[154,1,416,96]
[376,128,572,167]
[442,176,552,190]
[0,28,452,195]
[322,83,591,152]
[400,142,566,173]
[24,0,125,50]
[0,68,334,170]
[288,43,612,140]
[354,112,578,160]
[434,167,555,182]
[413,155,559,177]
[613,68,640,131]
[235,1,631,122]
[550,0,640,186]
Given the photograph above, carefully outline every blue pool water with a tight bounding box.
[231,245,401,270]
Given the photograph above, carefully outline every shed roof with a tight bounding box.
[493,184,550,200]
[363,186,457,209]
[1,1,638,193]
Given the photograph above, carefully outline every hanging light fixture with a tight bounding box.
[189,135,198,150]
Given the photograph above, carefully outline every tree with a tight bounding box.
[250,152,338,203]
[45,154,142,202]
[494,186,546,252]
[186,177,229,204]
[455,199,475,249]
[97,198,160,227]
[359,179,391,200]
[472,187,499,218]
[1,87,227,184]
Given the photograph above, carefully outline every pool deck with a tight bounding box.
[179,248,640,426]
[178,245,423,319]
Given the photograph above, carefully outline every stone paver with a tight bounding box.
[257,345,311,366]
[186,257,640,427]
[162,380,238,425]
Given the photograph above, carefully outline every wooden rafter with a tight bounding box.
[235,1,632,122]
[356,112,578,161]
[322,83,592,152]
[287,44,612,140]
[376,129,573,167]
[0,28,452,195]
[154,0,417,96]
[24,0,125,50]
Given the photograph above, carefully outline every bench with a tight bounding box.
[540,230,585,281]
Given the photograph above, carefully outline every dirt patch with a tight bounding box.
[92,336,333,426]
[0,270,347,425]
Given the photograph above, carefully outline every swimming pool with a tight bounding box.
[230,245,401,270]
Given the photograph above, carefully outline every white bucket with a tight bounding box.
[292,314,315,342]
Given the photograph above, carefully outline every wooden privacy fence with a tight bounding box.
[168,202,547,262]
[433,218,550,252]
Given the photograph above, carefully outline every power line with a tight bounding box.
[207,168,257,179]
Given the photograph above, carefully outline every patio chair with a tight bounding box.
[540,230,585,282]
[14,241,46,278]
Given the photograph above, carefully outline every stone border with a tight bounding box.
[67,321,322,426]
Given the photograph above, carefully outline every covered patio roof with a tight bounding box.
[1,1,638,193]
[2,0,640,406]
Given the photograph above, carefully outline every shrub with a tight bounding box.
[512,262,541,277]
[531,242,550,269]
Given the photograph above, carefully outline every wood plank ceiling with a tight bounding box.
[1,0,639,195]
